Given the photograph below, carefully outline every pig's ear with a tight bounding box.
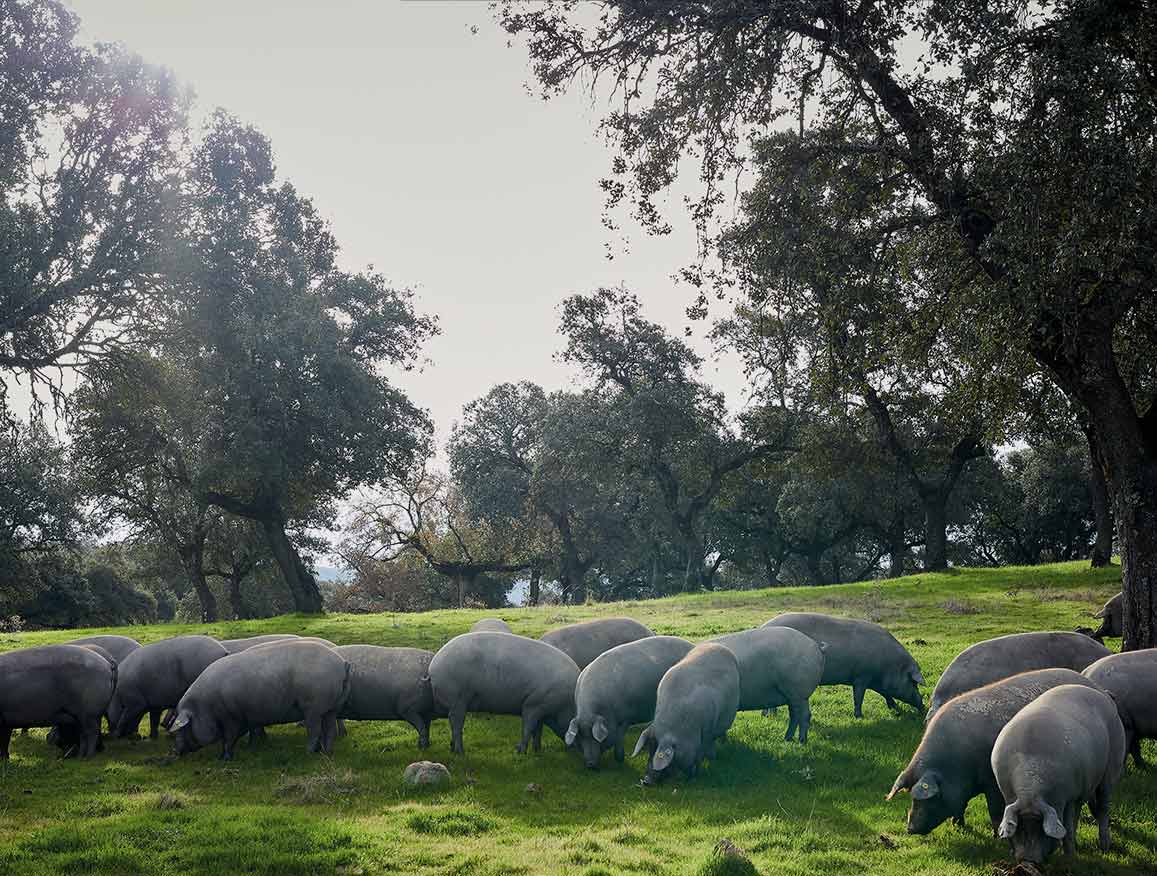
[1040,802,1066,839]
[998,804,1019,840]
[910,773,940,800]
[910,668,925,686]
[886,770,914,801]
[631,726,652,758]
[592,716,609,743]
[652,744,675,771]
[564,718,579,747]
[169,711,190,732]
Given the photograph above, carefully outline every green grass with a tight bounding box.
[1,561,1150,876]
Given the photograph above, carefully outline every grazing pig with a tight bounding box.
[541,618,654,669]
[566,635,695,768]
[991,684,1125,865]
[1084,649,1157,767]
[0,645,116,759]
[429,632,579,754]
[927,632,1111,720]
[335,645,440,748]
[470,618,512,633]
[709,627,825,743]
[1091,593,1123,641]
[762,613,923,718]
[888,668,1106,834]
[67,635,140,663]
[170,641,351,759]
[632,642,740,784]
[47,643,118,754]
[107,635,228,739]
[220,633,300,654]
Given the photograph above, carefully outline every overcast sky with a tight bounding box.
[60,0,748,449]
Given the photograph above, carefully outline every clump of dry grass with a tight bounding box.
[154,791,190,810]
[940,599,981,615]
[274,767,358,804]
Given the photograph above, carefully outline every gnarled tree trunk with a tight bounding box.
[922,493,949,572]
[1084,428,1115,567]
[887,510,907,578]
[179,546,217,623]
[261,516,324,614]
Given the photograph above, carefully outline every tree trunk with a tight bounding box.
[923,495,949,572]
[888,511,906,578]
[227,570,246,620]
[527,566,541,606]
[181,548,217,623]
[680,526,707,593]
[1033,325,1157,650]
[760,547,782,586]
[1085,429,1114,567]
[805,551,825,586]
[261,517,324,613]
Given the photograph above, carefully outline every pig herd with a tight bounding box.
[1,600,1153,870]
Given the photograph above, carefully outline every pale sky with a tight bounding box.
[61,0,749,449]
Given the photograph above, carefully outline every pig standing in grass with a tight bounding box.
[170,641,351,759]
[991,684,1125,866]
[927,631,1110,720]
[67,635,140,663]
[470,618,512,633]
[762,613,923,718]
[541,618,654,669]
[709,627,825,743]
[632,642,740,784]
[1090,593,1123,641]
[429,632,579,755]
[566,635,695,769]
[220,633,300,654]
[888,668,1107,834]
[335,645,440,748]
[0,645,116,759]
[1083,649,1157,767]
[47,643,118,753]
[107,635,228,739]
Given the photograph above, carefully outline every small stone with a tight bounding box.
[525,783,541,794]
[403,761,451,787]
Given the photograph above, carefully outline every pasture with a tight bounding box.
[1,562,1152,876]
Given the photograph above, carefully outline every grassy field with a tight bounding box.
[1,562,1152,876]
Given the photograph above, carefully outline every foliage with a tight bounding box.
[0,1,189,404]
[495,0,1157,646]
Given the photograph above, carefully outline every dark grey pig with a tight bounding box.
[709,626,825,743]
[0,645,116,758]
[470,618,512,633]
[541,617,654,669]
[991,684,1125,866]
[928,632,1110,719]
[67,634,140,663]
[107,635,228,738]
[220,633,300,654]
[762,613,923,718]
[47,643,118,753]
[888,668,1106,835]
[335,645,440,748]
[566,635,694,768]
[1084,649,1157,767]
[632,642,740,784]
[429,631,579,754]
[1091,593,1123,640]
[170,640,351,759]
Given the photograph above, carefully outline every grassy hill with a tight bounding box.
[1,562,1150,876]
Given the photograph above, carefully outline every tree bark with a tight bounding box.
[227,569,246,620]
[261,517,324,613]
[923,494,949,572]
[527,566,541,606]
[180,547,217,623]
[887,510,906,578]
[1085,429,1114,567]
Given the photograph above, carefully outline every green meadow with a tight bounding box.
[1,562,1151,876]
